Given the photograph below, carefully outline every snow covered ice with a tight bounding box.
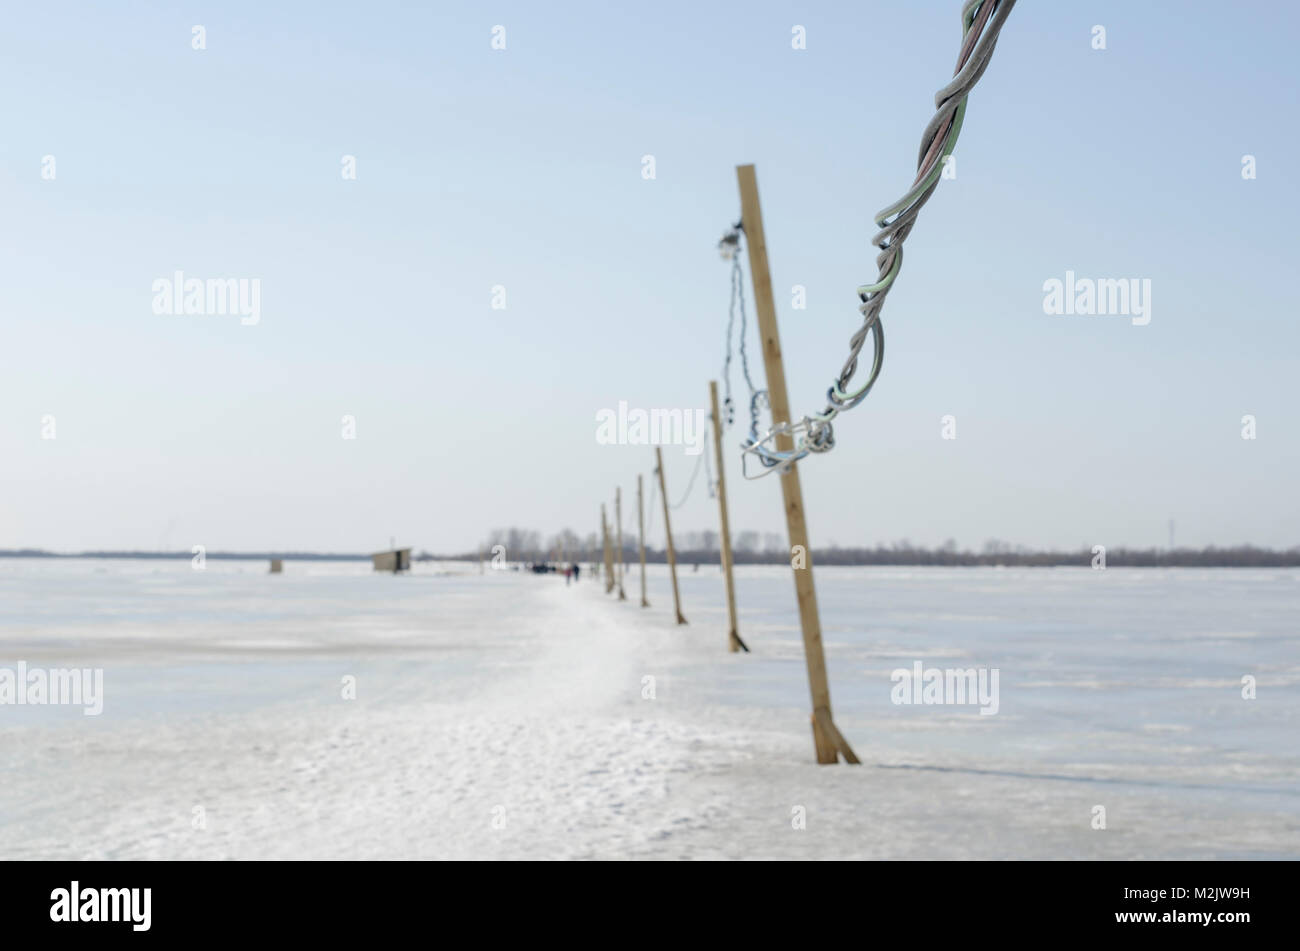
[0,559,1296,859]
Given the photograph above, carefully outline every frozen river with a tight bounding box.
[0,558,1296,858]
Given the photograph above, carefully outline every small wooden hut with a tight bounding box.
[371,548,411,573]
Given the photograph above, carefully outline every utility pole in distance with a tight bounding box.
[709,380,748,653]
[615,487,627,600]
[637,474,649,607]
[655,447,687,624]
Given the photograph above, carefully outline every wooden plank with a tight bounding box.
[655,447,687,624]
[709,380,748,653]
[615,487,627,600]
[637,474,649,607]
[602,504,614,593]
[736,164,856,765]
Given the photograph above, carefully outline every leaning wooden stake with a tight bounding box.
[709,380,749,653]
[637,474,649,607]
[737,164,858,764]
[615,487,627,600]
[602,504,615,593]
[654,447,687,624]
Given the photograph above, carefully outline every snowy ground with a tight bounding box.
[0,559,1297,859]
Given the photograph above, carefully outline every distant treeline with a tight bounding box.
[5,544,1300,568]
[693,545,1300,568]
[0,550,380,562]
[548,545,1300,568]
[470,527,1300,567]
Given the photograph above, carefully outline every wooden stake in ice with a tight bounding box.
[602,504,615,593]
[637,474,649,608]
[615,487,627,600]
[654,447,687,624]
[736,164,857,765]
[709,380,749,653]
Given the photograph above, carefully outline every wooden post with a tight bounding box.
[615,487,627,600]
[602,505,615,593]
[655,447,687,624]
[709,380,749,653]
[736,164,858,765]
[637,474,649,608]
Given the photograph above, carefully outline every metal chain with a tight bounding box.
[740,0,1018,477]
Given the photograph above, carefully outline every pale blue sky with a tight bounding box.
[2,1,1297,553]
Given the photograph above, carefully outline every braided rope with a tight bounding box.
[741,0,1017,476]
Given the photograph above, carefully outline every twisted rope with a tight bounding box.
[741,0,1017,476]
